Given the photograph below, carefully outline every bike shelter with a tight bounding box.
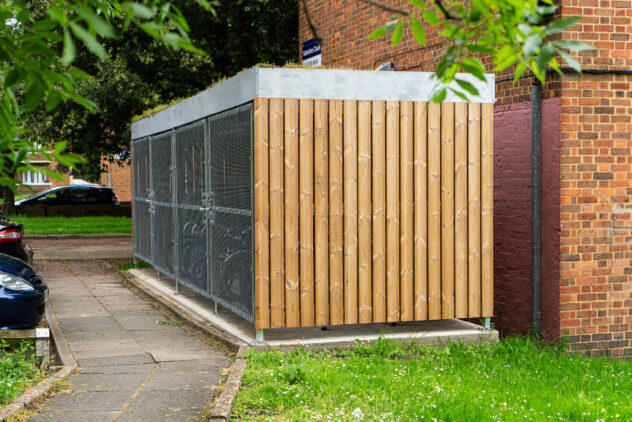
[132,66,495,334]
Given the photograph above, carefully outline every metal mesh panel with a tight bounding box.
[208,103,253,321]
[177,208,208,296]
[133,199,151,261]
[175,122,205,206]
[209,105,252,210]
[152,204,174,277]
[133,138,150,199]
[210,212,253,320]
[151,133,172,203]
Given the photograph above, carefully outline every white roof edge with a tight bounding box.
[131,67,495,140]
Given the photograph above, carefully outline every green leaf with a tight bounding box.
[25,83,45,112]
[432,88,447,103]
[423,9,439,27]
[72,5,115,38]
[46,6,67,25]
[523,34,542,57]
[536,43,555,73]
[410,16,426,45]
[450,88,470,102]
[455,79,479,96]
[555,40,595,51]
[5,67,23,87]
[126,3,156,19]
[513,61,528,84]
[544,16,581,35]
[392,22,404,46]
[461,57,487,81]
[558,49,582,73]
[69,22,107,58]
[46,91,63,112]
[33,19,57,32]
[62,28,76,65]
[409,0,426,9]
[54,140,67,154]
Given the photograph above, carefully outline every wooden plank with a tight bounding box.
[269,98,285,328]
[481,102,494,317]
[314,99,329,326]
[284,98,300,327]
[454,102,468,319]
[441,102,455,319]
[253,97,270,329]
[468,102,481,318]
[413,102,428,321]
[357,100,372,324]
[427,102,441,320]
[343,100,358,324]
[386,100,400,322]
[329,99,344,325]
[400,101,414,322]
[371,100,386,323]
[299,99,315,327]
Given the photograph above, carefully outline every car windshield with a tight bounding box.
[20,188,59,201]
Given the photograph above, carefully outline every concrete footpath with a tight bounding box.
[27,259,231,422]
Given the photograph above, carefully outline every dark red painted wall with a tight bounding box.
[493,98,561,338]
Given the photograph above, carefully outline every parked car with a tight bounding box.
[0,215,31,263]
[15,185,119,208]
[0,253,48,329]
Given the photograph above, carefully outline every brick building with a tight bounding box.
[19,144,70,194]
[299,0,632,357]
[100,154,132,202]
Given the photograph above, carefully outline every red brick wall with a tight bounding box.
[100,158,132,202]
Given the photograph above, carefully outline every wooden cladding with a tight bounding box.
[254,97,493,329]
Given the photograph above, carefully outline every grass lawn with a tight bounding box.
[10,216,132,235]
[233,336,632,421]
[0,340,45,406]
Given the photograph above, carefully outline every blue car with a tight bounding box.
[0,253,48,330]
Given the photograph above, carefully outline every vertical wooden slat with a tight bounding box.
[329,100,344,325]
[372,100,386,322]
[441,102,455,319]
[386,100,400,322]
[314,99,329,326]
[400,101,414,322]
[299,99,314,326]
[357,100,372,324]
[284,98,300,327]
[269,98,285,328]
[414,102,428,320]
[427,102,441,320]
[343,100,358,324]
[253,97,270,329]
[468,102,481,318]
[481,102,494,317]
[454,102,468,319]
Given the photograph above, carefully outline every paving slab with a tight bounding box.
[26,255,230,422]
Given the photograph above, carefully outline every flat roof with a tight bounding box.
[131,66,495,140]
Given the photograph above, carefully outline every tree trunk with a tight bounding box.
[1,186,16,217]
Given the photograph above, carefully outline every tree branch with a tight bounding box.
[357,0,408,15]
[300,0,322,43]
[434,0,460,20]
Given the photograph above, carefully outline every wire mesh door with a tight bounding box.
[132,137,151,262]
[207,104,254,322]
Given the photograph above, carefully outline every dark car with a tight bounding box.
[0,215,31,263]
[15,185,119,208]
[0,253,48,330]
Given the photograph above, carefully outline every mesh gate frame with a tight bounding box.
[132,103,255,324]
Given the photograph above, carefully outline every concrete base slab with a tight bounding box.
[128,269,498,350]
[27,410,118,422]
[66,373,150,392]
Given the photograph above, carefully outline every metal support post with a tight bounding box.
[483,317,491,330]
[255,329,265,344]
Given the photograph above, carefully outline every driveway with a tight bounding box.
[26,239,231,421]
[26,236,134,261]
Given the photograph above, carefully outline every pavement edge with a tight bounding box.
[0,303,77,421]
[118,269,244,354]
[209,345,249,421]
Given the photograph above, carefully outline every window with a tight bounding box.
[22,168,50,185]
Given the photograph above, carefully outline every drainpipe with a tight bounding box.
[531,81,542,336]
